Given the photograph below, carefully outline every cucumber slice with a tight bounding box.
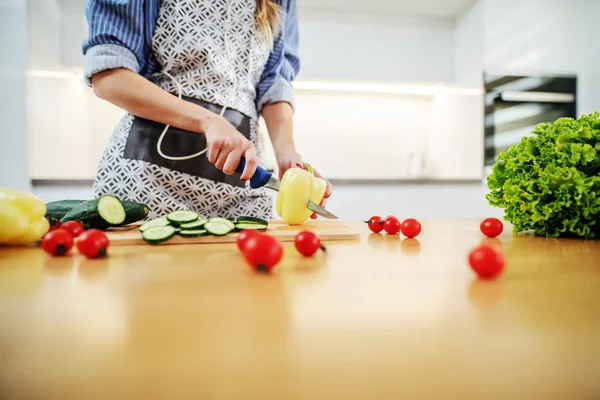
[207,217,235,230]
[235,223,267,232]
[166,210,199,225]
[139,216,170,232]
[180,218,208,230]
[179,229,208,238]
[204,220,234,236]
[97,195,127,225]
[142,225,176,244]
[236,216,269,226]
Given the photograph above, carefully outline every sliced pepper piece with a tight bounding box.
[276,168,327,225]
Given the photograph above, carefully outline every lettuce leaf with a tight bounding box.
[486,111,600,239]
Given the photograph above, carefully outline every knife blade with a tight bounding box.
[235,158,338,219]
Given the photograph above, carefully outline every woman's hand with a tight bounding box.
[203,115,258,180]
[277,152,332,219]
[260,102,332,218]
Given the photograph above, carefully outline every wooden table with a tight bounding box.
[0,220,599,399]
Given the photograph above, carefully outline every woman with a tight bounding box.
[82,0,331,220]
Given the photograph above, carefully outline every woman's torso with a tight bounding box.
[148,0,272,119]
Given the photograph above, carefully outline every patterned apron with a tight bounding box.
[93,0,274,220]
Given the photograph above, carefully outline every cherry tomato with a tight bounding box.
[383,217,401,235]
[243,234,283,273]
[295,231,325,257]
[365,216,384,233]
[46,218,62,232]
[400,218,421,238]
[480,218,503,238]
[41,229,74,256]
[236,229,262,252]
[61,220,85,238]
[77,229,110,259]
[469,245,505,279]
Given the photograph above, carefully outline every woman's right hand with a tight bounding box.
[90,69,258,180]
[203,115,258,181]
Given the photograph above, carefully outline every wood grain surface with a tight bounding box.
[0,219,599,400]
[106,220,361,245]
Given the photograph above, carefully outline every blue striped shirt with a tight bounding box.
[81,0,300,113]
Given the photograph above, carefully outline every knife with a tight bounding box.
[235,158,338,219]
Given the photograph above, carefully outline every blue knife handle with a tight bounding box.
[235,157,273,189]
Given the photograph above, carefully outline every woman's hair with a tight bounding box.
[256,0,281,42]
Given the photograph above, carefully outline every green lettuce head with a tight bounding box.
[487,111,600,239]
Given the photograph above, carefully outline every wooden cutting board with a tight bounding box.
[105,220,361,246]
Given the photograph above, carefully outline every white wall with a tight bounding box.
[484,1,579,73]
[298,9,455,83]
[0,0,30,191]
[325,182,502,221]
[454,0,485,87]
[28,0,62,70]
[574,0,600,115]
[427,93,483,179]
[28,0,86,69]
[27,74,116,179]
[483,0,599,115]
[293,91,431,180]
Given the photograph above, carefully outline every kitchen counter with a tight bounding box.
[0,220,599,399]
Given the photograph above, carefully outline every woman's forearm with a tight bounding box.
[91,68,217,133]
[261,102,296,157]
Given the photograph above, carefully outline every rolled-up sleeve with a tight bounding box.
[82,0,148,87]
[256,0,300,113]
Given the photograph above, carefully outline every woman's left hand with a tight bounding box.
[277,152,333,219]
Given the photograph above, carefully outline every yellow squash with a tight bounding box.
[0,187,50,245]
[276,168,327,225]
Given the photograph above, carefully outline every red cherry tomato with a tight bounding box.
[400,218,421,238]
[480,218,503,238]
[236,229,262,252]
[295,231,325,257]
[243,234,283,273]
[41,229,74,256]
[46,218,62,232]
[365,216,384,233]
[383,217,401,235]
[61,220,85,238]
[77,229,110,258]
[469,245,505,279]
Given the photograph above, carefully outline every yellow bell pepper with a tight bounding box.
[0,187,50,245]
[276,168,327,225]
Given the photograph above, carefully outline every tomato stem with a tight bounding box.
[47,217,60,226]
[55,244,67,256]
[256,265,269,274]
[320,244,327,253]
[97,248,107,258]
[305,163,315,176]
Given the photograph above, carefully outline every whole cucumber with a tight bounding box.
[60,195,126,229]
[45,200,86,220]
[121,200,150,225]
[50,198,148,227]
